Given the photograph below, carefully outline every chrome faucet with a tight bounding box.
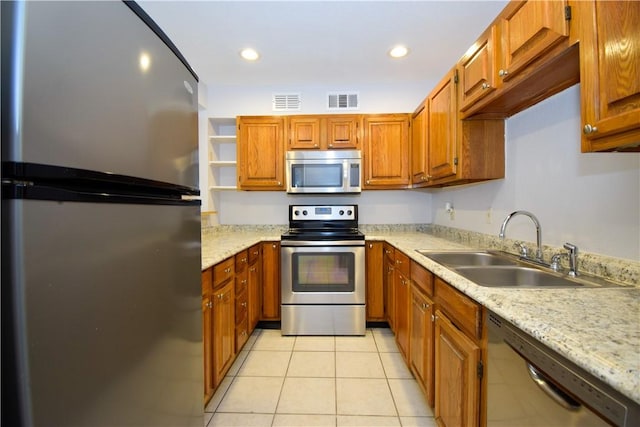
[499,210,544,261]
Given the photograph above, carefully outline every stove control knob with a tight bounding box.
[347,210,353,216]
[339,210,345,216]
[302,210,308,216]
[294,210,300,216]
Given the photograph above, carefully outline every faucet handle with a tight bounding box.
[514,242,529,258]
[550,253,565,272]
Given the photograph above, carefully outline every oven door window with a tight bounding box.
[291,163,343,189]
[292,252,354,293]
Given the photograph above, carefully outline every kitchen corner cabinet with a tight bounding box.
[211,257,236,389]
[433,277,483,427]
[426,68,505,188]
[288,115,361,150]
[261,241,281,321]
[365,241,385,321]
[202,269,214,403]
[579,0,640,152]
[237,116,285,190]
[363,114,411,189]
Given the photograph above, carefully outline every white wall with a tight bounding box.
[430,85,640,261]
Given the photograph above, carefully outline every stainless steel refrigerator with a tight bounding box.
[1,1,202,425]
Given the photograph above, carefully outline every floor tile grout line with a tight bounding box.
[269,336,296,426]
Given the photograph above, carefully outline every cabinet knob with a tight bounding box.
[396,259,402,265]
[272,244,277,248]
[498,69,508,77]
[421,175,427,181]
[314,143,318,147]
[277,181,281,186]
[583,124,598,134]
[242,302,247,307]
[426,175,432,181]
[368,243,373,248]
[249,267,256,272]
[366,180,370,185]
[431,314,435,322]
[241,279,247,284]
[241,257,247,263]
[328,143,333,148]
[481,82,491,90]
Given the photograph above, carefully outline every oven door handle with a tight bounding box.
[527,363,581,411]
[280,240,365,247]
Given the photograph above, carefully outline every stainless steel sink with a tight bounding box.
[416,250,518,267]
[454,266,591,288]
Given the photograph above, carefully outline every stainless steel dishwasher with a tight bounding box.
[487,311,639,427]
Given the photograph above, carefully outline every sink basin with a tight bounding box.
[454,266,587,288]
[416,250,518,267]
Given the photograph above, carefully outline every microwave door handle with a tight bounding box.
[343,160,348,187]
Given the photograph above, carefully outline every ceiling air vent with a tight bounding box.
[327,92,359,111]
[273,93,301,111]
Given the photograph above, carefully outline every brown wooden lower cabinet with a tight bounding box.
[410,283,435,407]
[202,269,213,403]
[261,241,280,320]
[365,241,385,321]
[212,276,235,389]
[247,243,262,331]
[434,309,481,427]
[383,243,396,330]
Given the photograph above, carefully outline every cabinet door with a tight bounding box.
[383,244,395,330]
[428,70,458,182]
[248,244,262,332]
[410,287,434,407]
[237,116,285,190]
[394,269,410,361]
[434,310,481,427]
[261,241,281,320]
[580,1,640,152]
[213,280,235,388]
[288,116,321,149]
[202,293,213,402]
[411,103,429,186]
[459,25,498,111]
[326,115,361,149]
[365,241,385,321]
[363,115,411,188]
[499,0,569,83]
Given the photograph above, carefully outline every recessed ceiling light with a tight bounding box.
[389,45,409,59]
[240,48,260,61]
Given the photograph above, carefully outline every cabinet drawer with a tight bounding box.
[410,260,433,297]
[235,250,249,273]
[248,243,261,264]
[202,268,212,295]
[434,277,482,340]
[394,250,410,276]
[236,317,249,351]
[383,243,395,263]
[213,257,235,288]
[235,289,248,324]
[235,273,248,295]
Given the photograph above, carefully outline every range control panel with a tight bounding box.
[290,205,357,221]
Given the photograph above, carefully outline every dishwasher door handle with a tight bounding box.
[527,363,581,411]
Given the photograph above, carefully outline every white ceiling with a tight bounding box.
[138,0,508,88]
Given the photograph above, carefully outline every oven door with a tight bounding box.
[281,242,365,305]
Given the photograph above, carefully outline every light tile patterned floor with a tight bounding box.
[205,328,436,427]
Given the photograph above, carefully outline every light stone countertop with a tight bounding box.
[201,227,640,405]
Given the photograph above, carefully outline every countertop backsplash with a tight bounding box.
[203,223,638,287]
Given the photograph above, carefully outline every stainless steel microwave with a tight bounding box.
[285,150,361,194]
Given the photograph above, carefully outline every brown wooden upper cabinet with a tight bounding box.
[363,114,411,189]
[459,0,579,119]
[411,68,505,189]
[237,116,285,190]
[428,69,459,184]
[287,115,362,150]
[458,25,499,112]
[579,0,640,152]
[411,102,429,186]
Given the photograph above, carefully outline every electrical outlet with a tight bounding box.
[486,208,492,224]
